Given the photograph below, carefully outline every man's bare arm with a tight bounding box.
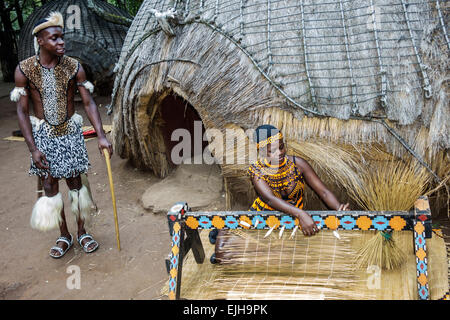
[15,66,49,169]
[76,64,113,157]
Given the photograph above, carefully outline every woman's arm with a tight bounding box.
[293,156,349,211]
[251,176,319,236]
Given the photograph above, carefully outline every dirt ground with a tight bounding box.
[0,80,229,300]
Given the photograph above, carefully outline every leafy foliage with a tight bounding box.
[107,0,143,16]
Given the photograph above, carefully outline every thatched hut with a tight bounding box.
[111,0,449,213]
[18,0,132,93]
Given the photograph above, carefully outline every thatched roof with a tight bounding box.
[111,0,448,181]
[18,0,131,89]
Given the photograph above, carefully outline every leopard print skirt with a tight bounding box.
[29,113,90,179]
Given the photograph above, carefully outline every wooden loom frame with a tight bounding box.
[166,196,434,300]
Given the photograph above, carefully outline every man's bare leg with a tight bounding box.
[66,175,97,252]
[43,175,72,257]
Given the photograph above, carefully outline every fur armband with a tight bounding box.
[77,80,94,94]
[10,87,27,102]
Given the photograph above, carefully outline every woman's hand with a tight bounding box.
[337,203,350,211]
[296,211,319,236]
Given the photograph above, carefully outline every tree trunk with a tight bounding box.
[14,0,24,28]
[0,0,19,82]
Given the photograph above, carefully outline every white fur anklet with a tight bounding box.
[30,193,63,231]
[69,185,94,223]
[81,173,97,211]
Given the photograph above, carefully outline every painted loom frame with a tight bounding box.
[166,196,433,300]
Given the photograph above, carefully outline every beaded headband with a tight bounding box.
[256,132,283,149]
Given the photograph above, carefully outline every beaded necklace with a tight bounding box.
[248,156,305,210]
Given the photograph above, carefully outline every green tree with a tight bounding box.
[107,0,143,16]
[0,0,51,81]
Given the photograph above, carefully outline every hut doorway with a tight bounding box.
[160,94,209,168]
[140,93,225,213]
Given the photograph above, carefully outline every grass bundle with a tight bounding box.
[353,231,407,270]
[348,153,430,270]
[347,149,430,270]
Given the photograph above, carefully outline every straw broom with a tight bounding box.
[348,150,430,270]
[353,230,406,270]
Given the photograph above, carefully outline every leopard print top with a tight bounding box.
[19,55,79,133]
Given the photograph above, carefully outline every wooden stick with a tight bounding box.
[37,177,43,199]
[103,149,121,251]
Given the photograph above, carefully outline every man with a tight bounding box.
[11,12,113,258]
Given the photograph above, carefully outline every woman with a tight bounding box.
[210,124,349,263]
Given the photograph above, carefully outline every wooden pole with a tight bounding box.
[103,149,121,251]
[37,177,43,199]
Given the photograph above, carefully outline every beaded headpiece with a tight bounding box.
[256,132,283,149]
[32,12,64,54]
[254,125,283,149]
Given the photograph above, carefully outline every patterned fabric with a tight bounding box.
[247,156,305,211]
[19,55,79,126]
[29,114,90,179]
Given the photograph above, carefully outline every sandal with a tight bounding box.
[77,233,99,253]
[49,235,73,259]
